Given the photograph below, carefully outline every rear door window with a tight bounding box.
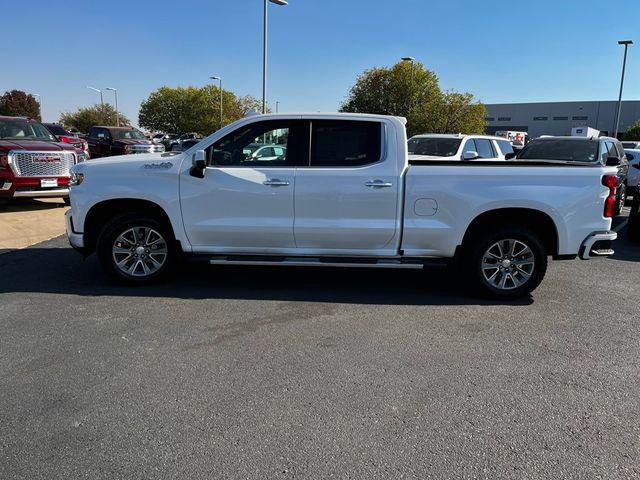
[475,139,496,158]
[309,120,381,167]
[605,141,618,159]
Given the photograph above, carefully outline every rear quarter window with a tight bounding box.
[496,140,514,156]
[310,120,381,167]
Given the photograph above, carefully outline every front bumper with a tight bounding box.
[0,175,70,198]
[579,231,617,259]
[65,210,84,251]
[13,188,70,198]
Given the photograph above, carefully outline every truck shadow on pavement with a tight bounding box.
[0,198,67,212]
[0,242,533,306]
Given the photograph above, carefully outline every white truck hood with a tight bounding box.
[72,152,185,175]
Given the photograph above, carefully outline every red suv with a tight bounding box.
[0,116,87,204]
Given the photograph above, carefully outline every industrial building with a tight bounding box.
[484,100,640,138]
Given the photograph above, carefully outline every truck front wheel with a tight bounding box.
[96,213,175,283]
[463,226,547,299]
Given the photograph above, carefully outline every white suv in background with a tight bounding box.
[408,134,515,161]
[624,149,640,198]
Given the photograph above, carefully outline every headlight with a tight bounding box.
[125,145,133,153]
[69,171,84,186]
[76,152,88,163]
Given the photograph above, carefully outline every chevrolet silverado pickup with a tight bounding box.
[66,113,618,299]
[1,116,86,203]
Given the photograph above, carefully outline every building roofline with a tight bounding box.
[485,100,640,106]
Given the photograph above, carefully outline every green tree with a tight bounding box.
[0,90,41,121]
[624,120,640,140]
[433,91,486,134]
[138,86,261,136]
[340,61,485,137]
[59,104,129,134]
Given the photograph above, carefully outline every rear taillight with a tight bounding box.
[602,175,617,218]
[0,153,7,170]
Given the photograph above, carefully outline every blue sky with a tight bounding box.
[3,0,639,127]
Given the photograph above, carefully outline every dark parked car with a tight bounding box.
[159,133,180,151]
[168,133,201,151]
[43,123,89,157]
[87,126,165,158]
[517,135,629,215]
[629,195,640,241]
[170,139,202,152]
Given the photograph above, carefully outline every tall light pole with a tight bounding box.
[87,86,103,107]
[276,101,280,113]
[402,56,415,113]
[614,40,633,138]
[262,0,288,114]
[210,76,223,129]
[105,87,119,126]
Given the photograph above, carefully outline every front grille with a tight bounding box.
[127,144,164,154]
[10,151,76,177]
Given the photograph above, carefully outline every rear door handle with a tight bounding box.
[263,179,290,187]
[365,180,393,188]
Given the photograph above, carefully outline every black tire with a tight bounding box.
[628,197,640,242]
[96,212,176,283]
[462,225,547,299]
[615,183,626,216]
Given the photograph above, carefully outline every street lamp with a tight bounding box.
[105,87,119,127]
[614,40,633,138]
[401,56,415,112]
[87,86,103,106]
[262,0,288,114]
[276,101,280,113]
[210,76,223,129]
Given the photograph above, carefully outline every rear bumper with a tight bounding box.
[65,210,85,252]
[579,231,617,259]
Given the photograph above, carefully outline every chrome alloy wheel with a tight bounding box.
[481,238,535,290]
[112,226,168,277]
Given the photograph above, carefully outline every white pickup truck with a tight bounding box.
[66,113,618,299]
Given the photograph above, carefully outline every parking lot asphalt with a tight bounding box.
[1,217,639,479]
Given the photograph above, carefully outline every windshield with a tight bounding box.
[111,129,146,140]
[45,124,71,136]
[517,139,599,162]
[0,119,58,141]
[408,137,462,157]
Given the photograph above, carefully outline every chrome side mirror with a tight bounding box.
[190,149,207,178]
[462,151,479,160]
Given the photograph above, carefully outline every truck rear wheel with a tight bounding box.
[96,213,175,283]
[463,225,547,299]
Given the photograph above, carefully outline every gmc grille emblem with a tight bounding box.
[33,156,61,162]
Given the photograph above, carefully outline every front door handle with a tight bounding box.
[263,179,290,187]
[365,180,393,188]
